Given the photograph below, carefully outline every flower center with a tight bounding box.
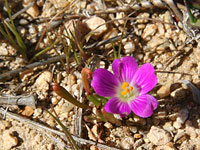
[118,82,139,102]
[121,82,133,96]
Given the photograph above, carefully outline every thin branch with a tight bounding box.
[156,70,192,76]
[0,32,131,81]
[0,95,36,108]
[0,54,66,81]
[0,108,120,150]
[4,2,35,22]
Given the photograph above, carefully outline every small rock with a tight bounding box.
[49,0,69,8]
[134,133,142,139]
[124,40,135,54]
[34,71,52,99]
[47,143,54,150]
[163,122,174,132]
[164,11,172,30]
[120,136,134,149]
[134,139,143,149]
[28,24,37,35]
[147,126,172,146]
[174,130,185,142]
[157,82,172,98]
[33,108,43,118]
[0,46,8,55]
[185,126,197,139]
[19,19,29,25]
[104,122,113,129]
[136,12,150,23]
[157,23,165,35]
[147,37,168,50]
[91,124,98,138]
[168,113,178,121]
[173,121,182,129]
[165,142,176,150]
[35,71,52,91]
[85,16,107,39]
[25,4,39,18]
[176,108,189,124]
[102,28,118,49]
[3,130,18,150]
[51,97,59,105]
[142,24,157,39]
[61,101,75,113]
[41,2,56,17]
[90,145,99,150]
[179,140,194,150]
[0,120,11,130]
[116,12,125,24]
[144,138,150,143]
[156,41,170,52]
[21,106,34,116]
[156,63,163,69]
[67,74,77,86]
[170,88,186,99]
[129,126,137,134]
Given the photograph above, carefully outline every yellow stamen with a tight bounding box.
[129,86,133,91]
[121,87,130,95]
[121,82,134,96]
[121,91,126,95]
[125,88,130,94]
[121,82,129,90]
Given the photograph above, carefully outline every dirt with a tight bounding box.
[0,0,200,150]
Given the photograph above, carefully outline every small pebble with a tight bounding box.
[173,121,182,129]
[124,41,135,54]
[136,13,150,23]
[33,108,43,118]
[19,19,29,25]
[176,108,189,124]
[120,136,134,149]
[3,130,18,150]
[147,126,172,146]
[129,126,137,134]
[104,122,113,129]
[0,121,11,130]
[134,133,142,139]
[156,63,163,69]
[26,4,40,18]
[85,16,107,39]
[142,24,157,39]
[61,102,75,113]
[51,97,59,105]
[163,122,174,132]
[165,142,176,150]
[157,82,172,98]
[170,88,186,99]
[173,130,185,142]
[134,139,143,149]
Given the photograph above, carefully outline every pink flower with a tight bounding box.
[91,56,158,118]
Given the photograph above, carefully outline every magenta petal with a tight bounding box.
[130,94,158,118]
[133,63,157,95]
[91,69,119,97]
[104,97,131,116]
[112,56,138,82]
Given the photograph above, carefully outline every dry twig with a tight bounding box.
[0,32,131,81]
[0,94,36,108]
[0,108,120,150]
